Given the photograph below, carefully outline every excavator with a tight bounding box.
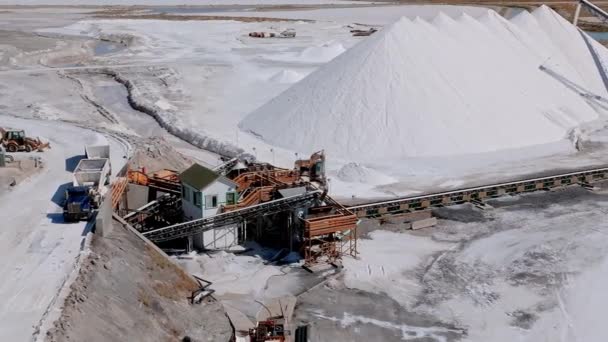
[0,127,50,152]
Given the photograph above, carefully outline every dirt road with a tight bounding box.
[0,115,127,341]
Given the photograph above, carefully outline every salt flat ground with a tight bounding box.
[0,116,127,341]
[335,189,608,341]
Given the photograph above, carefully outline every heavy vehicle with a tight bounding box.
[63,186,96,222]
[63,145,111,222]
[0,127,50,152]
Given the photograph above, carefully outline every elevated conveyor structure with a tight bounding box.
[574,0,608,25]
[302,195,358,265]
[122,193,182,230]
[232,169,301,191]
[213,157,239,175]
[346,166,608,218]
[143,190,321,243]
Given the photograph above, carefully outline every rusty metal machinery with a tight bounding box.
[128,168,181,194]
[294,150,326,186]
[248,317,287,342]
[301,195,358,266]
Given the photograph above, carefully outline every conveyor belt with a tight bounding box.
[346,166,608,217]
[213,157,239,175]
[143,190,321,242]
[579,0,608,23]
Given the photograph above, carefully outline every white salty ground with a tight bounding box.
[421,197,608,342]
[33,5,608,202]
[0,115,128,341]
[176,244,328,320]
[189,4,491,25]
[291,188,608,342]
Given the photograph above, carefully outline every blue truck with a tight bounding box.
[63,145,111,222]
[63,186,96,222]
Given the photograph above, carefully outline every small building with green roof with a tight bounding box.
[179,163,238,221]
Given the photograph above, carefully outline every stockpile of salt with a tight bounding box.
[240,6,608,162]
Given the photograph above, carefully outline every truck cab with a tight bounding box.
[4,129,25,142]
[63,186,94,222]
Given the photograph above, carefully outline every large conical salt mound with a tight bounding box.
[513,5,608,97]
[239,8,604,162]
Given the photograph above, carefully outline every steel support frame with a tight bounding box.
[302,225,358,267]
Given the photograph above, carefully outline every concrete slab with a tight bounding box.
[411,217,437,230]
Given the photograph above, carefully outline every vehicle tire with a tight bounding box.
[6,144,17,153]
[25,145,32,153]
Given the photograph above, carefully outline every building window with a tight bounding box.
[193,191,202,208]
[226,192,236,205]
[182,186,192,202]
[205,194,218,209]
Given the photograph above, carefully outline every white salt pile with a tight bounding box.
[337,162,396,184]
[298,41,346,62]
[269,41,347,63]
[240,6,608,162]
[269,69,305,83]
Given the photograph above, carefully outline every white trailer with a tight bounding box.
[84,145,110,159]
[75,144,111,183]
[72,158,111,192]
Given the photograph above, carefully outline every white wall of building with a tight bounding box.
[201,178,236,218]
[181,183,201,221]
[182,177,238,250]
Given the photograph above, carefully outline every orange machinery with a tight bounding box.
[128,168,181,193]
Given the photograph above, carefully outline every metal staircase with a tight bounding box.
[143,190,321,243]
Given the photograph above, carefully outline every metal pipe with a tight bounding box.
[574,2,582,25]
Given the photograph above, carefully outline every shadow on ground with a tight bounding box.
[65,154,85,172]
[51,182,71,207]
